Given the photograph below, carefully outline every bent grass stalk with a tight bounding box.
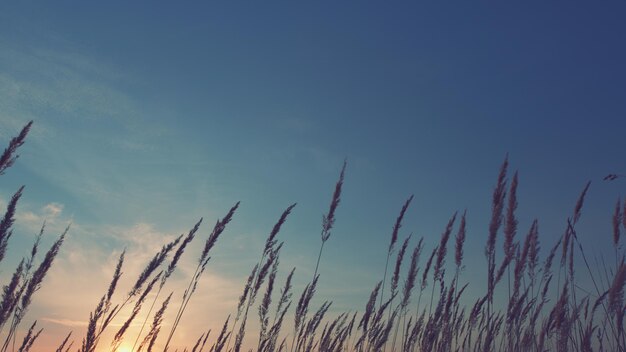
[163,202,239,351]
[4,123,626,352]
[131,219,203,351]
[313,160,346,280]
[380,195,414,309]
[225,204,295,352]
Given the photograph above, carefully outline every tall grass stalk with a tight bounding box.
[312,160,346,280]
[1,225,68,352]
[485,155,508,351]
[131,219,203,351]
[387,234,412,352]
[225,204,295,352]
[4,122,626,352]
[380,195,413,309]
[163,202,239,351]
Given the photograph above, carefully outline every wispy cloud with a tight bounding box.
[40,318,88,328]
[11,199,71,236]
[0,41,185,224]
[10,199,247,348]
[0,39,171,154]
[0,44,137,122]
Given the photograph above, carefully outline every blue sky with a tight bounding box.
[1,2,626,350]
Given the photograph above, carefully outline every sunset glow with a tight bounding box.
[1,2,626,351]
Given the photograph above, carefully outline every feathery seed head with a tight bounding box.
[613,198,621,247]
[455,210,467,269]
[265,204,296,256]
[434,212,457,282]
[573,181,591,225]
[0,121,32,175]
[200,202,240,265]
[388,195,414,253]
[321,160,346,242]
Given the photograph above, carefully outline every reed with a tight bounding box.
[131,219,203,351]
[0,121,32,176]
[380,196,414,308]
[454,210,467,275]
[2,122,626,351]
[227,204,295,352]
[485,155,508,346]
[16,320,40,352]
[54,331,72,352]
[312,160,346,280]
[137,292,172,352]
[163,202,240,351]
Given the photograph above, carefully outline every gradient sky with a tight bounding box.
[1,2,626,350]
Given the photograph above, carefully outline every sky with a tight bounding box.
[0,1,626,351]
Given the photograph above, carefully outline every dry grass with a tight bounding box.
[1,121,626,352]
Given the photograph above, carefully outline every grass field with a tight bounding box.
[1,121,625,352]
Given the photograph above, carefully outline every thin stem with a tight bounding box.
[163,264,201,351]
[312,240,326,281]
[131,285,162,352]
[380,251,392,309]
[428,278,436,316]
[226,250,268,352]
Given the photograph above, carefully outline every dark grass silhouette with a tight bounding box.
[1,121,626,352]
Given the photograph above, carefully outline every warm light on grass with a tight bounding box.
[2,121,626,351]
[117,345,132,352]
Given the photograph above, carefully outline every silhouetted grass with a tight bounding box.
[1,121,626,351]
